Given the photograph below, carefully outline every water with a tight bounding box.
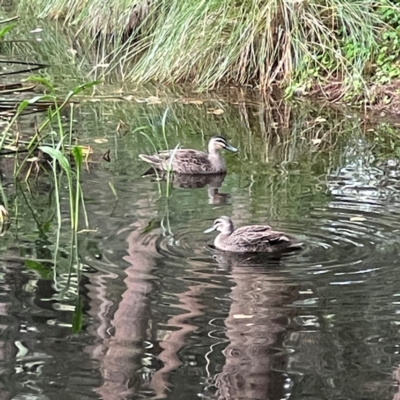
[2,19,400,400]
[1,98,400,400]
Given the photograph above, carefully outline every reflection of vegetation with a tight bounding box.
[74,96,400,224]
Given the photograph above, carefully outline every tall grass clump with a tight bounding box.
[18,0,400,99]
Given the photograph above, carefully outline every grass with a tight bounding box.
[15,0,400,103]
[0,60,99,329]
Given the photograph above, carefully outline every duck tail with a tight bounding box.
[139,154,160,166]
[288,241,303,249]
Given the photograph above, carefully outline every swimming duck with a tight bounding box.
[139,136,238,174]
[204,216,302,253]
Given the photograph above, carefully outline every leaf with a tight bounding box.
[186,99,203,105]
[28,94,54,103]
[68,80,101,97]
[312,138,322,146]
[39,146,70,171]
[93,138,108,144]
[207,108,224,115]
[25,260,52,279]
[0,24,15,40]
[72,146,83,170]
[141,219,160,234]
[79,146,93,157]
[26,76,55,92]
[16,100,30,114]
[72,297,83,333]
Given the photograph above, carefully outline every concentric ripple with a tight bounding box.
[154,183,400,275]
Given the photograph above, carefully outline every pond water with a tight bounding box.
[1,96,400,400]
[2,16,400,400]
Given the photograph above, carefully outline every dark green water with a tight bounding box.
[2,16,400,400]
[2,97,400,400]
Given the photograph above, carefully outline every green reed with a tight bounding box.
[0,75,99,329]
[16,0,400,101]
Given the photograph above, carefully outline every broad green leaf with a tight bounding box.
[39,146,70,171]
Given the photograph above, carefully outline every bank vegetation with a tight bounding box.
[16,0,400,111]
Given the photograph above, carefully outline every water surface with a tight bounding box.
[2,18,400,399]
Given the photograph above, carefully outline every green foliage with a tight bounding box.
[0,75,99,323]
[0,23,16,40]
[12,0,400,101]
[374,0,400,83]
[13,0,381,94]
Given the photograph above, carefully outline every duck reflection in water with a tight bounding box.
[205,252,299,400]
[143,169,230,205]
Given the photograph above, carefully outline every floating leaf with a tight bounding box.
[93,138,108,144]
[187,100,204,105]
[207,108,224,115]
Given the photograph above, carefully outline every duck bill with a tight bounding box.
[204,226,216,234]
[224,144,238,153]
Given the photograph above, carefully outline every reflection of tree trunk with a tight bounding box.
[0,262,27,400]
[89,218,160,400]
[0,302,16,400]
[216,264,296,400]
[150,283,205,398]
[393,366,400,400]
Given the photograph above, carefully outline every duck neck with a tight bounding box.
[215,231,232,250]
[218,222,234,237]
[208,145,225,171]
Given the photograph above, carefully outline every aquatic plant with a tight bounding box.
[0,75,99,330]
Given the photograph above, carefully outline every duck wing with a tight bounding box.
[140,148,207,170]
[164,149,215,173]
[158,149,206,162]
[231,225,290,247]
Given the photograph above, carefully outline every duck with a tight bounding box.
[139,135,238,174]
[204,216,302,253]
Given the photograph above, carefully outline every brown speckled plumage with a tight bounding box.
[205,216,302,253]
[139,136,238,174]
